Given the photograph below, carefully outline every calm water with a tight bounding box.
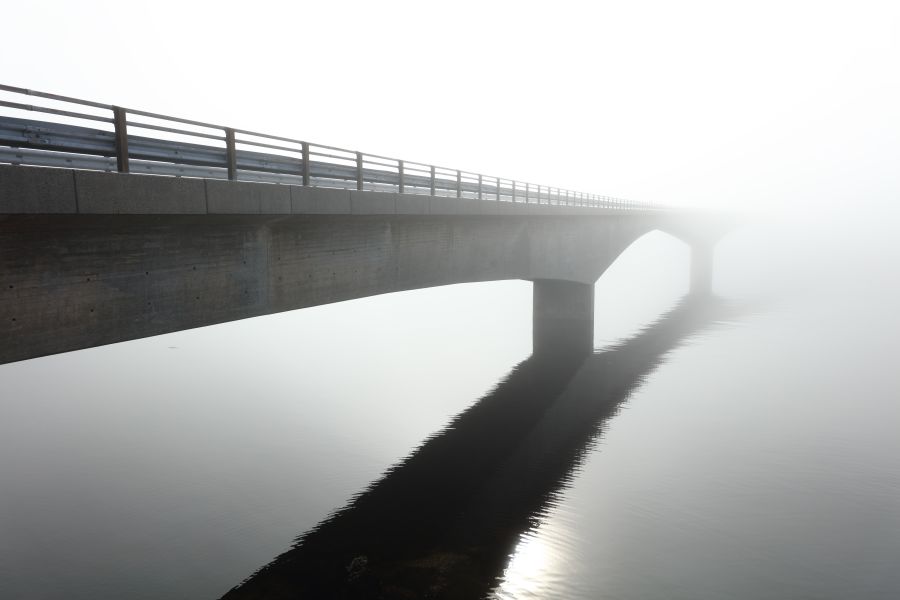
[1,221,899,599]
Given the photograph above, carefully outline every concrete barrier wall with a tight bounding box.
[0,165,647,217]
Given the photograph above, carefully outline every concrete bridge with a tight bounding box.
[0,164,727,364]
[0,85,731,365]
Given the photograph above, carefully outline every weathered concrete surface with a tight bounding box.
[207,180,291,214]
[74,170,207,214]
[0,213,651,363]
[290,186,351,214]
[350,190,396,214]
[533,280,595,354]
[0,166,734,364]
[0,165,659,217]
[0,165,76,213]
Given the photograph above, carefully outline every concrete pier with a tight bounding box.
[690,241,715,294]
[533,280,595,354]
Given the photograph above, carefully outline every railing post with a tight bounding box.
[525,182,530,203]
[456,170,462,198]
[113,106,129,173]
[430,165,436,196]
[356,152,364,191]
[496,177,501,201]
[512,181,516,203]
[225,127,237,181]
[302,142,310,186]
[478,174,483,200]
[398,160,405,194]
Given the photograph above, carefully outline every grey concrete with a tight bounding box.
[1,165,676,219]
[427,195,462,215]
[350,191,396,214]
[533,280,595,354]
[395,194,428,214]
[0,165,77,213]
[457,198,481,214]
[0,166,734,364]
[0,213,647,363]
[207,180,290,214]
[75,170,207,214]
[289,184,316,213]
[290,185,351,214]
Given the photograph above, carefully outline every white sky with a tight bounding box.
[2,0,899,212]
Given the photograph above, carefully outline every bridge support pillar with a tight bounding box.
[690,242,715,295]
[533,279,594,355]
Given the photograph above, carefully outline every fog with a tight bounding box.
[3,2,900,598]
[3,0,898,214]
[5,1,898,291]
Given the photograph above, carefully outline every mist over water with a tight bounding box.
[2,0,899,595]
[2,207,900,599]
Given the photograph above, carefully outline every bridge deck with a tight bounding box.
[0,83,646,210]
[0,164,659,217]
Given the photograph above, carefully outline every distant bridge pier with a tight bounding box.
[689,240,716,295]
[532,279,595,354]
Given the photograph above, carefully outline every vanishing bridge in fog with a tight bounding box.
[0,84,730,364]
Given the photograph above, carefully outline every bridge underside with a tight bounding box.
[1,212,653,364]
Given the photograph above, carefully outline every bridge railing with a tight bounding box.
[0,84,649,210]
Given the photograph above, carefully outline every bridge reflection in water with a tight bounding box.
[222,293,736,600]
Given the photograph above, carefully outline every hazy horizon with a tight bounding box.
[3,0,898,216]
[2,2,900,598]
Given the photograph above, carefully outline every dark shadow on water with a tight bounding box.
[221,293,740,600]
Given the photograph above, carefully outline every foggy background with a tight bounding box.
[3,0,898,295]
[2,2,900,599]
[3,0,898,212]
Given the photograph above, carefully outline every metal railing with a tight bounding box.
[0,83,649,209]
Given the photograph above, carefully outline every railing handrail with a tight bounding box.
[0,84,654,209]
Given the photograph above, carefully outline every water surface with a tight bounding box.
[1,226,898,599]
